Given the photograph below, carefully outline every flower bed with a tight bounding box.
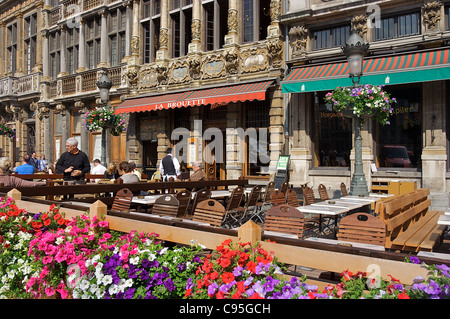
[0,196,449,299]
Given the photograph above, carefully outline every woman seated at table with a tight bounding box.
[104,162,120,180]
[117,161,140,184]
[0,157,46,187]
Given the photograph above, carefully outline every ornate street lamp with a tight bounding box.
[342,30,370,196]
[96,71,112,166]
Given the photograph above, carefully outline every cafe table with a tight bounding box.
[295,204,349,238]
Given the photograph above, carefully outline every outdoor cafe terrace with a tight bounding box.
[0,173,449,301]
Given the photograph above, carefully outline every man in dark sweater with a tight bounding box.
[55,137,91,184]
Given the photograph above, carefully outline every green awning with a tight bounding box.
[282,48,450,93]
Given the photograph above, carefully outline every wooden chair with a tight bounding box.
[280,181,290,194]
[223,186,245,228]
[111,188,133,212]
[188,188,211,218]
[337,212,386,246]
[270,190,286,206]
[263,205,304,239]
[152,194,179,218]
[176,190,191,218]
[285,189,301,207]
[192,199,227,227]
[303,187,316,205]
[340,182,349,197]
[318,184,330,201]
[241,185,263,223]
[256,181,275,212]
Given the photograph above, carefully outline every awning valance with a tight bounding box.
[115,81,273,114]
[281,47,450,93]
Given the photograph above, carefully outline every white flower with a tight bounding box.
[102,275,112,285]
[108,284,119,295]
[129,256,139,265]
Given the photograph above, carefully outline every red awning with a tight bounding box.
[114,81,273,114]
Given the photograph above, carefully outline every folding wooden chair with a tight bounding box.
[256,181,275,212]
[111,188,133,212]
[222,186,245,228]
[340,182,349,197]
[152,194,179,218]
[302,187,333,237]
[285,188,301,207]
[241,185,263,223]
[318,184,330,201]
[263,205,304,239]
[192,199,227,227]
[270,190,286,206]
[187,188,211,218]
[280,181,290,194]
[176,190,191,218]
[337,212,386,246]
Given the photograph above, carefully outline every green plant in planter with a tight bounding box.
[0,121,15,139]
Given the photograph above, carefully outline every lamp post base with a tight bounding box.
[349,172,369,196]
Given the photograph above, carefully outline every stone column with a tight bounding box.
[226,103,243,179]
[58,25,67,76]
[98,10,109,68]
[156,0,169,60]
[33,1,44,72]
[41,30,50,81]
[77,18,86,72]
[225,0,239,45]
[15,12,24,76]
[188,0,201,53]
[0,21,5,76]
[422,81,447,194]
[124,1,132,58]
[269,88,285,173]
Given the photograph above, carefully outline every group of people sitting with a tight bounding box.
[0,140,207,188]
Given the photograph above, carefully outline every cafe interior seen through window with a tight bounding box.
[315,91,352,168]
[377,85,422,169]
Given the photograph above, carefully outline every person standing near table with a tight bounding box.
[29,152,39,171]
[159,147,180,182]
[55,137,90,184]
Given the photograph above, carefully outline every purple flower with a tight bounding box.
[208,282,218,295]
[409,256,421,264]
[233,266,244,277]
[424,280,442,295]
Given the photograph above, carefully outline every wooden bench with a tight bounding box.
[376,188,447,252]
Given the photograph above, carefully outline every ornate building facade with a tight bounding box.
[281,0,450,206]
[0,0,285,182]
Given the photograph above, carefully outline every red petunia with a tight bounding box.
[44,219,51,226]
[221,272,235,284]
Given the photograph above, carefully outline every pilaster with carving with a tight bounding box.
[422,1,443,32]
[289,26,308,57]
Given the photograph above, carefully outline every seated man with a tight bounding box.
[189,161,206,182]
[14,154,36,175]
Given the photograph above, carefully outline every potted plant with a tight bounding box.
[324,84,396,125]
[0,121,16,138]
[83,106,127,136]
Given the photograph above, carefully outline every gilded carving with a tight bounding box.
[131,36,139,55]
[240,47,269,73]
[227,9,238,33]
[156,64,168,85]
[289,25,308,54]
[188,56,202,80]
[191,19,201,41]
[351,15,368,36]
[202,54,226,79]
[159,28,168,49]
[423,1,443,31]
[139,66,158,89]
[223,48,239,75]
[270,0,281,22]
[127,66,139,87]
[267,38,283,68]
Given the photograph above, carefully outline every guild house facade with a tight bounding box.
[0,0,450,207]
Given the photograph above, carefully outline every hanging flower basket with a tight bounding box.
[83,106,127,136]
[0,121,15,139]
[324,84,397,125]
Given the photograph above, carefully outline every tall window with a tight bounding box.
[66,27,79,74]
[170,1,192,57]
[375,11,421,41]
[109,8,127,66]
[242,0,271,43]
[24,14,37,74]
[314,92,352,167]
[85,16,101,69]
[245,100,270,176]
[142,0,161,63]
[49,31,60,79]
[311,24,350,50]
[7,23,17,74]
[203,0,228,51]
[377,85,422,169]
